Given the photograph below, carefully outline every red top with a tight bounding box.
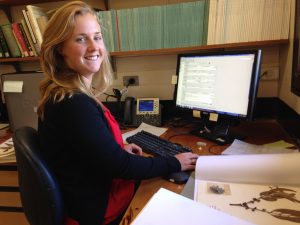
[65,104,134,225]
[102,105,135,224]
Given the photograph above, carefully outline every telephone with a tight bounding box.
[124,97,162,127]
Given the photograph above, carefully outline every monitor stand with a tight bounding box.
[190,119,246,145]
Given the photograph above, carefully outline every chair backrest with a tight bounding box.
[13,127,64,225]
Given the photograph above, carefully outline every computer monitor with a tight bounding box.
[174,49,262,144]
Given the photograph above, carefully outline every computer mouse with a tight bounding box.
[165,171,191,184]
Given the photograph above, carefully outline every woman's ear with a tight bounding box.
[57,46,64,56]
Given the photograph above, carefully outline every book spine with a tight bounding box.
[0,40,4,57]
[0,26,10,57]
[11,22,29,57]
[20,19,37,56]
[11,29,24,57]
[18,22,34,56]
[26,5,43,48]
[22,9,40,54]
[0,24,21,57]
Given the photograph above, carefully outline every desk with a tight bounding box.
[120,119,295,225]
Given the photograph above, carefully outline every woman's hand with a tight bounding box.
[175,152,199,171]
[124,143,143,156]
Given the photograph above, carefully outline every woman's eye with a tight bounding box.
[76,37,86,42]
[95,36,102,41]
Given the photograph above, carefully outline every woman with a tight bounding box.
[37,1,199,225]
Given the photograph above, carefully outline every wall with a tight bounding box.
[6,0,290,104]
[103,0,284,102]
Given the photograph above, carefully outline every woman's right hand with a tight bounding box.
[175,152,199,171]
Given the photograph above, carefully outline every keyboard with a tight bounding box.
[126,130,193,184]
[126,130,192,157]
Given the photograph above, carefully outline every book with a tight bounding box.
[11,25,24,57]
[26,5,48,48]
[116,1,209,51]
[206,0,291,44]
[131,188,254,225]
[0,9,9,26]
[0,37,4,57]
[36,16,48,36]
[0,24,22,57]
[22,9,40,55]
[0,9,11,57]
[11,22,29,57]
[0,27,10,57]
[18,22,34,56]
[194,153,300,225]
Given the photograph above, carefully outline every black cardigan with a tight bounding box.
[38,93,181,225]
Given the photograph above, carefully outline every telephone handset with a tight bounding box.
[123,97,162,127]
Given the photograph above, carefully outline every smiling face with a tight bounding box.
[60,13,105,81]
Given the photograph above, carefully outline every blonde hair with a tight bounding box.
[37,1,113,119]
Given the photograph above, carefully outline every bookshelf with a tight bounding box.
[0,0,292,65]
[110,40,289,57]
[0,40,289,63]
[0,0,292,60]
[0,0,61,6]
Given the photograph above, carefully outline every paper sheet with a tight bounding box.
[194,153,300,225]
[131,188,254,225]
[222,139,298,155]
[0,138,16,163]
[195,153,300,187]
[122,122,167,143]
[3,81,23,93]
[264,140,295,148]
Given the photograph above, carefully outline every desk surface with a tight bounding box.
[120,119,294,225]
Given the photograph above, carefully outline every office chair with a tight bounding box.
[13,126,64,225]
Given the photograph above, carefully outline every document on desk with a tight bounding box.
[222,139,298,155]
[122,122,167,143]
[0,138,16,163]
[194,153,300,225]
[131,188,254,225]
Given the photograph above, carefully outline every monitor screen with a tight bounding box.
[175,50,262,121]
[174,50,262,144]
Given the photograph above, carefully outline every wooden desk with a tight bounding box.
[120,119,295,225]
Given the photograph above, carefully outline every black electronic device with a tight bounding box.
[174,49,262,145]
[123,97,162,127]
[126,130,192,184]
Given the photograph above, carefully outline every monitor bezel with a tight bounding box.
[173,49,262,122]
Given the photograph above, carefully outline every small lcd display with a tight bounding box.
[139,100,154,112]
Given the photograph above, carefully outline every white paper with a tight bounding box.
[0,138,14,157]
[195,153,300,186]
[122,122,167,143]
[131,188,254,225]
[194,153,300,225]
[3,81,23,93]
[222,139,298,155]
[0,138,16,163]
[0,123,9,130]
